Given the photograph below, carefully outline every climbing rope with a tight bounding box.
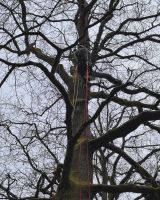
[72,66,80,118]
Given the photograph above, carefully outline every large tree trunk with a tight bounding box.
[69,75,93,199]
[56,75,93,200]
[56,1,93,198]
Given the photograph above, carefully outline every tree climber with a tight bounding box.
[70,45,93,81]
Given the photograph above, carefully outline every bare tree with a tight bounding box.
[0,0,160,199]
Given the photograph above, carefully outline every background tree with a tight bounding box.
[0,0,160,199]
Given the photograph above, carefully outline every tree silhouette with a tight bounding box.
[0,0,160,199]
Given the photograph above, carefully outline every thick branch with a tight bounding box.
[91,184,160,196]
[56,64,72,88]
[89,110,160,150]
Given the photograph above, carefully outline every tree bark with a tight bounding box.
[70,75,93,199]
[56,74,93,200]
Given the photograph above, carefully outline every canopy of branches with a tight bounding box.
[0,0,160,199]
